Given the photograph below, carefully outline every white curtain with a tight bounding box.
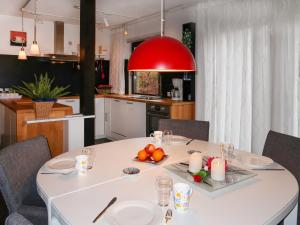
[109,29,127,94]
[195,0,300,154]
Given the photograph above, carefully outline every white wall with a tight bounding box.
[0,14,54,55]
[0,6,195,58]
[0,14,111,58]
[125,6,197,48]
[96,28,111,59]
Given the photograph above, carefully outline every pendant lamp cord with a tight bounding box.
[34,0,37,42]
[21,9,24,48]
[160,0,165,36]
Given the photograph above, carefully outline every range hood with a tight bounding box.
[44,21,79,62]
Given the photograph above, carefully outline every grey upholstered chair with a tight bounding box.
[263,130,300,225]
[0,136,51,225]
[5,213,33,225]
[1,191,9,224]
[158,119,210,141]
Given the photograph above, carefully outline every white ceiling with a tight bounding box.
[0,0,199,27]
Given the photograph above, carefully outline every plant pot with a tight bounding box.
[32,99,56,119]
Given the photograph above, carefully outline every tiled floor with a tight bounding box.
[94,138,113,145]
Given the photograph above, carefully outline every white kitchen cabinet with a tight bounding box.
[57,97,146,141]
[104,98,112,139]
[57,99,80,114]
[110,98,146,140]
[58,98,105,139]
[111,99,128,139]
[123,100,146,138]
[95,98,105,139]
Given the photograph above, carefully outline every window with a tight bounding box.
[132,71,161,96]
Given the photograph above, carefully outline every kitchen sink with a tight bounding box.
[131,95,162,100]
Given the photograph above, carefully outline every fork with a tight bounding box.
[165,209,172,224]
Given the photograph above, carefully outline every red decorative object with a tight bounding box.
[206,157,215,171]
[193,175,202,183]
[97,84,112,88]
[128,36,196,72]
[10,31,27,47]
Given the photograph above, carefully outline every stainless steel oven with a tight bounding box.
[146,104,170,136]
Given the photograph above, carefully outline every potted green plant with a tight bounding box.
[13,73,70,119]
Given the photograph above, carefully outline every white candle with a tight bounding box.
[211,158,225,181]
[188,152,202,173]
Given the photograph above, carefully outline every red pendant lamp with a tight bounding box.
[128,0,196,72]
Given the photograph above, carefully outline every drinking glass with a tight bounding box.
[156,175,173,207]
[221,143,235,162]
[163,130,173,145]
[150,131,163,146]
[82,147,96,169]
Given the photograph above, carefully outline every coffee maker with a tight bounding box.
[171,78,183,100]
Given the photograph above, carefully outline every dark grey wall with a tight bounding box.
[0,54,109,95]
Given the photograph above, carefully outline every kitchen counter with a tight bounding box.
[0,98,72,113]
[59,93,195,106]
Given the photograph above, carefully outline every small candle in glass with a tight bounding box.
[188,152,202,173]
[211,158,225,181]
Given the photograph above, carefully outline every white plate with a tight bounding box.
[46,158,76,173]
[171,135,188,144]
[239,155,274,169]
[105,200,163,225]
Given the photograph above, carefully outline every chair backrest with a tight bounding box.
[263,130,300,223]
[0,136,51,213]
[158,119,210,141]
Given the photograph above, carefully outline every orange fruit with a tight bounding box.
[137,149,148,161]
[155,147,165,155]
[152,149,165,162]
[144,144,156,155]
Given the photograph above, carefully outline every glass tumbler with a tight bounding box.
[82,147,96,169]
[221,143,235,162]
[156,176,173,207]
[163,130,173,145]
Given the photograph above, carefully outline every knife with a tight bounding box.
[93,197,117,223]
[186,139,194,145]
[251,168,285,171]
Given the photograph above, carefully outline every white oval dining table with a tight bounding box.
[37,138,299,225]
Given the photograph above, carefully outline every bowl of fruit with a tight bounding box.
[134,144,168,164]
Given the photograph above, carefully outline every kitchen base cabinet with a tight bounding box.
[58,98,105,139]
[170,103,195,120]
[109,99,146,140]
[95,98,105,139]
[110,99,128,139]
[104,98,112,139]
[125,100,146,138]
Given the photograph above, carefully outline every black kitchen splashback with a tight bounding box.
[0,54,109,95]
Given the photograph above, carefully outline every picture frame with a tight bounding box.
[10,31,27,47]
